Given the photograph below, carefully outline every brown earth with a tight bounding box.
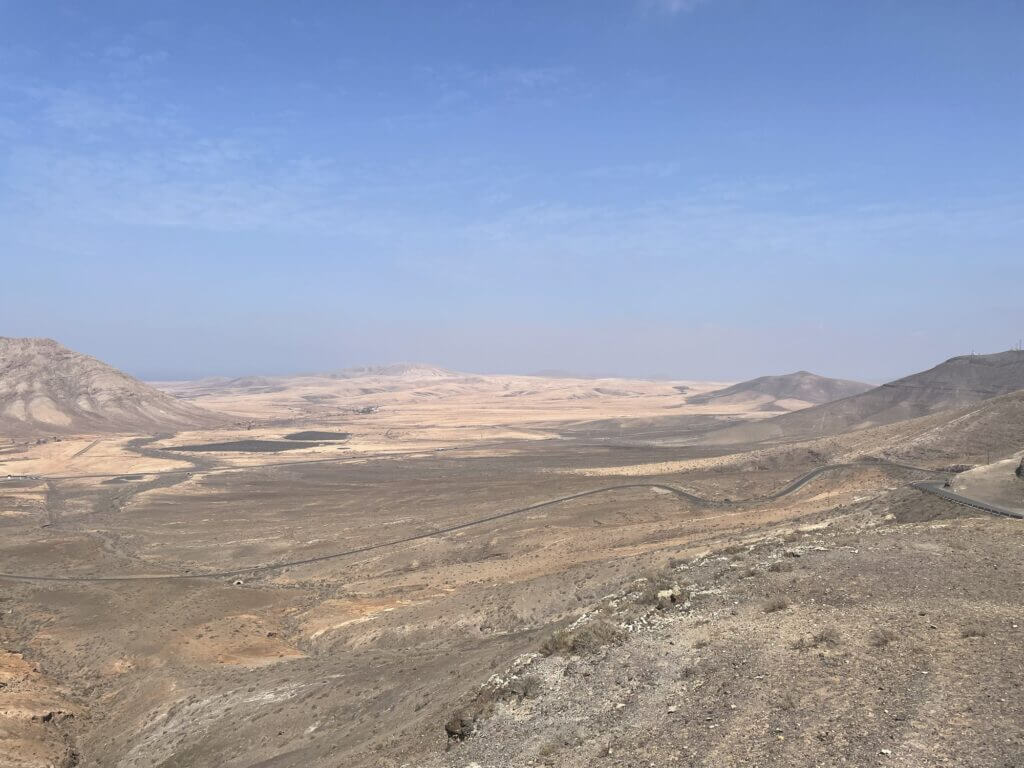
[433,502,1024,768]
[0,352,1021,767]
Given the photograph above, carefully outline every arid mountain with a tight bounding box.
[0,337,223,436]
[687,371,871,408]
[703,350,1024,444]
[782,388,1024,468]
[327,363,458,379]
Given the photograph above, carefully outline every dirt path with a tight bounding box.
[70,438,101,458]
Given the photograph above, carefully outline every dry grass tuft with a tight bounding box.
[813,625,842,647]
[763,595,791,613]
[540,619,625,656]
[961,622,987,639]
[777,691,799,710]
[869,628,899,648]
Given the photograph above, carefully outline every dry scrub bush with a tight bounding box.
[635,570,686,607]
[790,626,839,651]
[869,628,899,648]
[507,674,543,699]
[538,741,559,758]
[961,622,987,639]
[777,691,799,711]
[540,619,625,656]
[794,625,841,649]
[763,595,791,613]
[814,625,842,646]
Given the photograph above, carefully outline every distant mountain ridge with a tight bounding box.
[326,363,457,379]
[0,337,222,436]
[702,350,1024,445]
[687,371,871,407]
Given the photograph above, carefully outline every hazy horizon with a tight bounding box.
[9,333,1021,388]
[122,345,1024,388]
[2,2,1022,382]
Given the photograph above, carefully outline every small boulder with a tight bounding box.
[656,589,677,609]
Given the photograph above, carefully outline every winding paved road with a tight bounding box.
[0,458,950,584]
[912,481,1024,520]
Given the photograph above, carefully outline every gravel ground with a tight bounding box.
[434,496,1024,768]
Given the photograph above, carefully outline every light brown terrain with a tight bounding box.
[0,342,1022,768]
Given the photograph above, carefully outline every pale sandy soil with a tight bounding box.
[2,371,811,479]
[0,436,192,478]
[153,372,741,425]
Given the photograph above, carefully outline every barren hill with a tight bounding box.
[327,363,458,379]
[687,371,871,408]
[703,350,1024,444]
[0,337,222,436]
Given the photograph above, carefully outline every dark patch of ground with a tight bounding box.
[100,474,146,484]
[283,431,351,441]
[166,440,324,453]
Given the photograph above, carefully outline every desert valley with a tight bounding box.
[5,3,1023,766]
[1,337,1022,767]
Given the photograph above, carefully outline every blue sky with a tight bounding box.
[1,1,1022,381]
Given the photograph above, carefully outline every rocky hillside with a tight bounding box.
[433,497,1024,768]
[0,338,222,436]
[687,371,871,409]
[703,350,1024,444]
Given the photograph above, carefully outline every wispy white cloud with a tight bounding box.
[642,0,710,15]
[579,161,681,180]
[413,63,574,111]
[1,63,1020,289]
